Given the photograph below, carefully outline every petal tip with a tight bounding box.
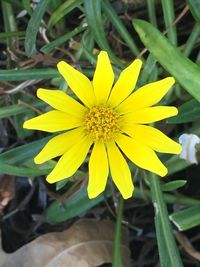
[57,61,67,72]
[99,50,108,57]
[34,155,43,165]
[159,167,168,177]
[46,174,55,184]
[23,120,30,129]
[121,185,134,199]
[134,58,143,67]
[175,143,182,154]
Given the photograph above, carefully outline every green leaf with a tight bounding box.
[155,215,171,267]
[84,0,123,67]
[47,0,83,29]
[0,161,51,177]
[133,19,200,102]
[170,205,200,231]
[41,24,86,54]
[160,0,177,45]
[25,0,51,56]
[165,155,191,176]
[0,101,44,119]
[161,180,187,192]
[22,0,32,15]
[186,0,200,23]
[0,136,52,164]
[47,186,111,223]
[0,68,59,81]
[102,0,139,56]
[167,99,200,124]
[150,174,184,267]
[0,31,25,39]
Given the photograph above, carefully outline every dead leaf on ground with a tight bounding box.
[0,175,15,213]
[0,219,130,267]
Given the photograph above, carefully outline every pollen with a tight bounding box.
[84,106,120,141]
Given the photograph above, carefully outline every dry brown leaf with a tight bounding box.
[0,175,15,212]
[1,219,130,267]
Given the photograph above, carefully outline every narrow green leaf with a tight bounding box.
[147,0,158,27]
[0,136,52,164]
[47,0,83,29]
[165,155,190,175]
[186,0,200,23]
[155,214,171,267]
[0,31,25,38]
[170,205,200,231]
[133,187,200,206]
[47,186,111,223]
[22,0,32,15]
[102,0,139,56]
[161,180,187,192]
[0,161,51,177]
[2,0,17,50]
[84,0,124,67]
[167,99,200,124]
[0,68,58,81]
[25,0,51,56]
[0,101,44,119]
[133,19,200,102]
[41,24,86,54]
[112,197,123,267]
[150,174,184,267]
[183,23,200,57]
[161,0,177,45]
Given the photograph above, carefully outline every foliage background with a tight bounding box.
[1,0,200,266]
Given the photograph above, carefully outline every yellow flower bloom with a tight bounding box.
[23,51,181,199]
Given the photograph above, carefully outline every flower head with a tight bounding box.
[23,51,181,199]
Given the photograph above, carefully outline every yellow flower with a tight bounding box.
[23,51,181,199]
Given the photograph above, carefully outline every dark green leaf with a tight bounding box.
[133,19,200,102]
[170,205,200,231]
[25,0,51,56]
[168,99,200,124]
[47,186,111,223]
[161,180,187,192]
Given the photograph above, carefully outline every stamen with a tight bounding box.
[84,106,120,141]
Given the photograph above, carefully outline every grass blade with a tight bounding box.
[0,68,59,81]
[150,173,184,267]
[47,0,83,29]
[161,0,177,45]
[41,24,86,54]
[84,0,123,67]
[133,19,200,102]
[112,197,124,267]
[25,0,51,56]
[170,205,200,231]
[187,0,200,23]
[47,186,111,223]
[167,99,200,124]
[102,0,139,56]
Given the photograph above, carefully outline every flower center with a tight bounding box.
[84,106,120,142]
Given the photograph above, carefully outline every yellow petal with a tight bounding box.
[117,77,175,114]
[47,137,92,183]
[88,141,109,198]
[122,106,178,124]
[34,127,84,164]
[23,110,83,132]
[123,124,181,154]
[37,89,87,116]
[93,51,114,105]
[115,134,167,177]
[107,141,134,199]
[108,59,142,107]
[57,61,95,107]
